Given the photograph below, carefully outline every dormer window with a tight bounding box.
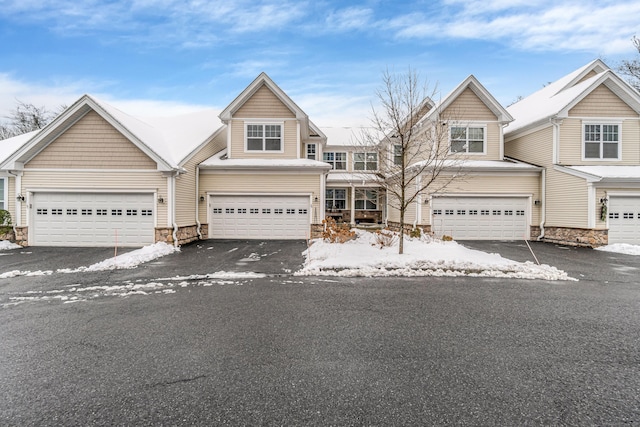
[450,126,485,154]
[583,123,620,160]
[246,123,282,152]
[306,143,317,160]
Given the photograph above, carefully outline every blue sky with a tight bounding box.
[0,0,639,126]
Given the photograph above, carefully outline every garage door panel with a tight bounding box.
[32,192,154,247]
[432,197,529,240]
[210,195,309,240]
[608,196,640,244]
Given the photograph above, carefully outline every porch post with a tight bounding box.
[350,185,356,226]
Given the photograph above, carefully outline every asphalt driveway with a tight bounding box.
[1,239,640,425]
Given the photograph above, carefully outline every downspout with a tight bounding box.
[195,166,202,240]
[8,170,21,241]
[537,168,546,241]
[167,173,179,247]
[414,175,421,229]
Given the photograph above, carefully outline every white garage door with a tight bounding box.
[432,197,529,240]
[32,192,155,247]
[210,195,310,239]
[608,196,640,244]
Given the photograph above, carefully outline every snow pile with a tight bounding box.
[59,242,179,273]
[0,240,21,250]
[595,243,640,256]
[297,230,574,281]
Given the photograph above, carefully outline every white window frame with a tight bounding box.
[449,124,487,155]
[355,189,378,210]
[582,121,622,161]
[393,144,402,166]
[326,188,347,210]
[305,143,317,160]
[323,152,347,170]
[245,122,284,153]
[354,152,378,171]
[0,177,5,211]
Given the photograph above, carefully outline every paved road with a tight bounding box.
[1,240,639,425]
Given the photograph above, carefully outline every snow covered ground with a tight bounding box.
[0,240,21,251]
[297,230,575,280]
[595,243,640,256]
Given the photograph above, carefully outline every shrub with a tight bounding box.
[441,234,453,241]
[409,227,421,238]
[0,210,12,235]
[322,216,356,243]
[373,228,398,248]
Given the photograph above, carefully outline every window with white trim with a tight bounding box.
[323,152,347,170]
[450,126,485,154]
[306,143,316,160]
[355,189,378,210]
[584,123,620,160]
[393,144,402,166]
[326,188,346,210]
[0,178,4,210]
[354,152,378,171]
[246,123,282,151]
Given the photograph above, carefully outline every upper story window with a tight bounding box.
[246,123,282,152]
[393,144,402,166]
[306,143,316,160]
[323,152,347,170]
[450,126,485,154]
[584,123,620,160]
[354,152,378,171]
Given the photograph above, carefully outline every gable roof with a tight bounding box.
[0,95,222,171]
[0,130,40,166]
[218,72,317,140]
[419,75,513,125]
[506,59,640,136]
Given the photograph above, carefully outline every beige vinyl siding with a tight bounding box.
[442,88,498,121]
[560,118,640,165]
[545,169,588,228]
[19,170,168,226]
[200,172,322,223]
[230,120,299,159]
[419,174,540,225]
[175,131,227,227]
[234,85,296,118]
[25,111,157,170]
[505,126,553,167]
[568,84,637,117]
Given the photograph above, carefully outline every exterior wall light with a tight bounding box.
[157,196,165,204]
[16,194,25,202]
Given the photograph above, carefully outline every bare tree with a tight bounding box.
[617,35,640,92]
[0,100,60,140]
[366,68,464,254]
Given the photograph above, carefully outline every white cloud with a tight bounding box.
[0,74,213,120]
[325,7,374,32]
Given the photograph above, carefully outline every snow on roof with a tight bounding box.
[564,165,640,180]
[0,130,39,164]
[90,96,222,167]
[200,149,331,170]
[326,172,379,183]
[506,60,610,135]
[411,158,541,171]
